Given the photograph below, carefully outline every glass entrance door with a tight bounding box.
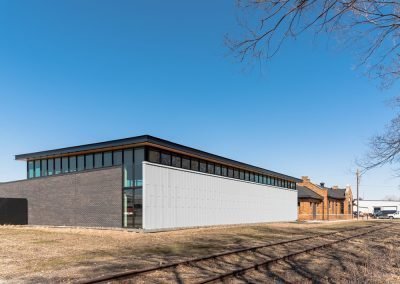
[123,188,143,228]
[123,189,134,228]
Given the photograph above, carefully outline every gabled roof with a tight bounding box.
[328,188,346,199]
[15,135,301,182]
[297,186,323,200]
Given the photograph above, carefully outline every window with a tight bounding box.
[133,188,143,228]
[239,170,244,180]
[191,159,199,171]
[62,157,69,173]
[234,169,239,179]
[124,149,133,187]
[182,157,190,169]
[161,153,171,166]
[221,166,227,176]
[255,174,259,183]
[41,160,47,177]
[94,153,103,168]
[172,155,181,168]
[34,160,41,177]
[245,171,249,181]
[267,176,271,185]
[199,161,207,173]
[228,168,234,178]
[55,158,61,174]
[103,152,112,167]
[28,161,34,178]
[148,149,160,163]
[207,163,214,174]
[69,156,76,172]
[113,151,122,166]
[250,172,254,182]
[77,155,85,171]
[85,154,93,170]
[134,148,144,186]
[48,159,54,176]
[263,175,267,184]
[215,164,221,175]
[340,201,344,214]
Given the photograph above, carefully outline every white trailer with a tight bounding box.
[353,200,400,214]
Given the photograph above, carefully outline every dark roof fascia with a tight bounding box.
[15,135,301,182]
[15,135,149,160]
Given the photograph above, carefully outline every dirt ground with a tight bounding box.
[0,220,397,283]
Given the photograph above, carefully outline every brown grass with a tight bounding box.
[0,220,396,283]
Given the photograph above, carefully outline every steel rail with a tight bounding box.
[79,223,380,284]
[196,224,393,284]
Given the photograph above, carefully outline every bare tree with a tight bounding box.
[360,98,400,173]
[227,0,400,86]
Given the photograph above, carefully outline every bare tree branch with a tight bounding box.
[358,111,400,174]
[228,0,400,86]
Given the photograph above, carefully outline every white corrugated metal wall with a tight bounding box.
[143,162,297,230]
[354,200,400,214]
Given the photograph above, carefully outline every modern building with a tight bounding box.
[0,135,300,230]
[297,176,353,221]
[354,200,400,215]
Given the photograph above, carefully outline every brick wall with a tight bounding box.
[298,176,353,221]
[328,196,353,220]
[0,167,122,228]
[298,177,328,220]
[298,199,324,221]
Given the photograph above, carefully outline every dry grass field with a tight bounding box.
[0,220,398,283]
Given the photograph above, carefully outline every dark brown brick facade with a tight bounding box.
[0,167,122,228]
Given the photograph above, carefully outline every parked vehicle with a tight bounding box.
[387,211,400,219]
[373,211,383,219]
[375,210,397,219]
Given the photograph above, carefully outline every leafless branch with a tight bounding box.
[228,0,400,86]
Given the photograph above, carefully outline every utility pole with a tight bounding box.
[356,169,360,220]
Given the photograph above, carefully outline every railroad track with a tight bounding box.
[80,223,391,284]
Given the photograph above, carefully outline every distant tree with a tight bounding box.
[227,0,400,86]
[383,195,400,201]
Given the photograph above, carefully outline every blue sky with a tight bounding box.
[0,1,399,199]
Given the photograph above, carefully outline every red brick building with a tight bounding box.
[298,176,353,221]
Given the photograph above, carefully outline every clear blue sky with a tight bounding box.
[1,1,399,199]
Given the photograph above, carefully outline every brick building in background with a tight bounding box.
[297,176,353,221]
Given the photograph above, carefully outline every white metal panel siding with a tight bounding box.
[143,162,297,230]
[354,200,400,213]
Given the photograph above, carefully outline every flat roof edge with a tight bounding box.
[14,135,301,182]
